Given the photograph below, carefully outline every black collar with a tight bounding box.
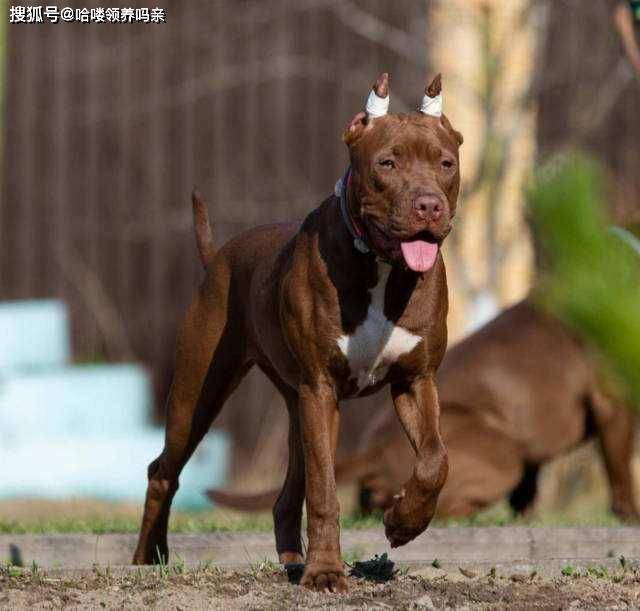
[338,167,371,255]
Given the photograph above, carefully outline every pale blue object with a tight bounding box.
[0,298,230,509]
[0,300,70,372]
[0,365,152,442]
[0,431,229,510]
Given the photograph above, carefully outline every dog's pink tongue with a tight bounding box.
[400,240,439,272]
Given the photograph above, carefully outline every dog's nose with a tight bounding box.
[413,195,443,222]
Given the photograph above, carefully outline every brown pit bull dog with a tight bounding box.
[210,299,639,522]
[132,73,464,592]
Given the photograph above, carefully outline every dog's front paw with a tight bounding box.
[384,508,421,548]
[300,554,348,593]
[383,490,431,548]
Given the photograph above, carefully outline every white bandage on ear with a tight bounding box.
[365,89,390,119]
[420,93,443,117]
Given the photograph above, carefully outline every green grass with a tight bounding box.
[0,512,376,535]
[433,506,624,528]
[0,512,274,535]
[0,506,625,534]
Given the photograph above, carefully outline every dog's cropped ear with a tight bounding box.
[420,73,443,117]
[343,73,389,146]
[420,74,463,147]
[343,111,368,146]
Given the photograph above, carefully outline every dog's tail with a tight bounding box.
[192,188,216,269]
[206,446,382,511]
[206,487,280,512]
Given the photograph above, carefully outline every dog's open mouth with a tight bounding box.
[366,221,440,272]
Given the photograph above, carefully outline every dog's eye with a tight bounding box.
[378,159,395,169]
[441,159,454,170]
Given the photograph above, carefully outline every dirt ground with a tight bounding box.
[1,495,639,609]
[2,562,640,610]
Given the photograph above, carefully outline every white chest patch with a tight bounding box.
[337,262,422,392]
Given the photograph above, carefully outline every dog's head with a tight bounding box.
[343,73,463,272]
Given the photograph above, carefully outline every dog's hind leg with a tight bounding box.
[508,464,540,515]
[133,265,251,565]
[259,364,306,565]
[589,388,639,521]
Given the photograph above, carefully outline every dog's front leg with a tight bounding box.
[384,376,449,548]
[298,379,347,593]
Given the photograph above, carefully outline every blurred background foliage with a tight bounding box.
[528,154,640,406]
